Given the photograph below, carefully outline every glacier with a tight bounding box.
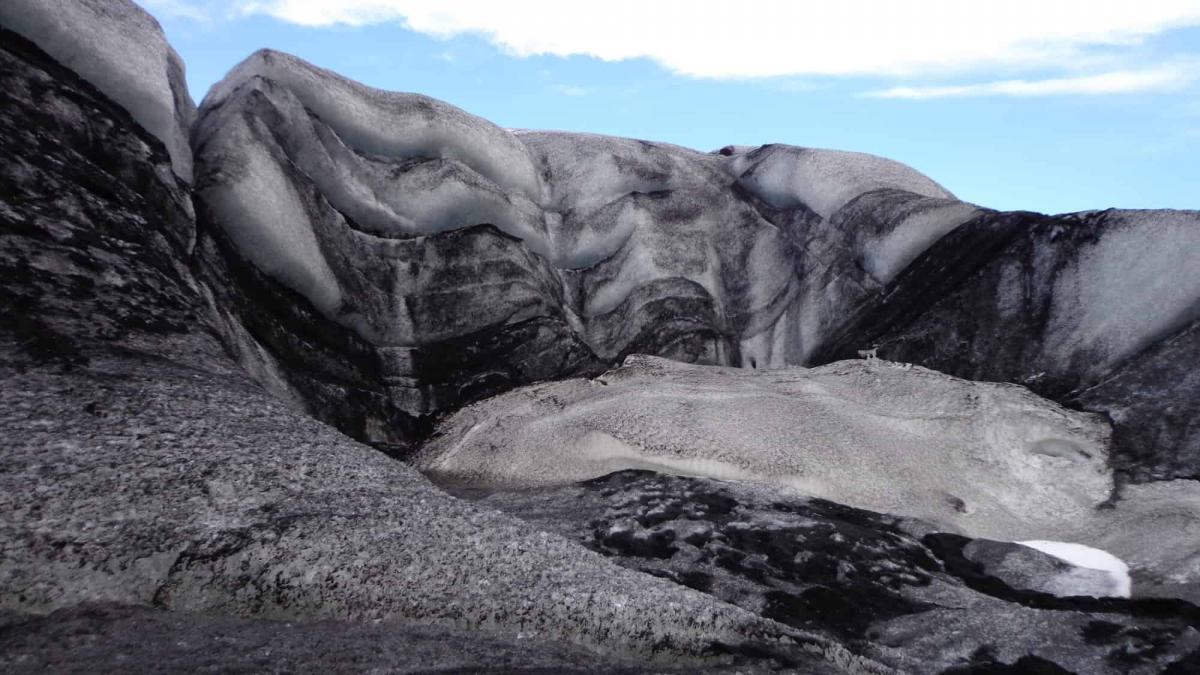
[3,1,1200,670]
[186,47,1200,485]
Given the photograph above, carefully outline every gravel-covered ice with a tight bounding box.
[419,355,1114,542]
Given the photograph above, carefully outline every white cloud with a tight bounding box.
[233,0,1200,79]
[863,63,1200,98]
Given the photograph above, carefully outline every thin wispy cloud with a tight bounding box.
[234,0,1200,80]
[552,84,594,97]
[864,63,1200,99]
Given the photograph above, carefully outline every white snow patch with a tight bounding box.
[1018,540,1132,598]
[0,0,195,181]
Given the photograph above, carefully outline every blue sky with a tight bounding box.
[146,1,1199,214]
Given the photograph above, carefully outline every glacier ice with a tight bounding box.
[190,47,1200,481]
[1045,209,1200,379]
[198,117,345,314]
[0,0,195,182]
[205,50,544,203]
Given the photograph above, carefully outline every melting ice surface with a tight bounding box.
[1019,540,1132,598]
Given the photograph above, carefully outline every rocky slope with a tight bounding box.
[2,0,1200,672]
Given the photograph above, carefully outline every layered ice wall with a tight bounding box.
[0,0,196,182]
[192,49,1200,477]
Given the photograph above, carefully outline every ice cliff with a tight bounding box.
[187,50,1200,483]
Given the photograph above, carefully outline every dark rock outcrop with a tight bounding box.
[457,470,1200,674]
[0,603,741,674]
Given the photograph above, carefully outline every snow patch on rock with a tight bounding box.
[1017,540,1132,598]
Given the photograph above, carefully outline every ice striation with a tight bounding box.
[189,49,1200,480]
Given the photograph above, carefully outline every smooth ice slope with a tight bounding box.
[0,0,195,181]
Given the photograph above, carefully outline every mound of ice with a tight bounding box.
[728,145,954,219]
[419,356,1113,541]
[205,50,543,203]
[1018,541,1132,598]
[0,0,195,181]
